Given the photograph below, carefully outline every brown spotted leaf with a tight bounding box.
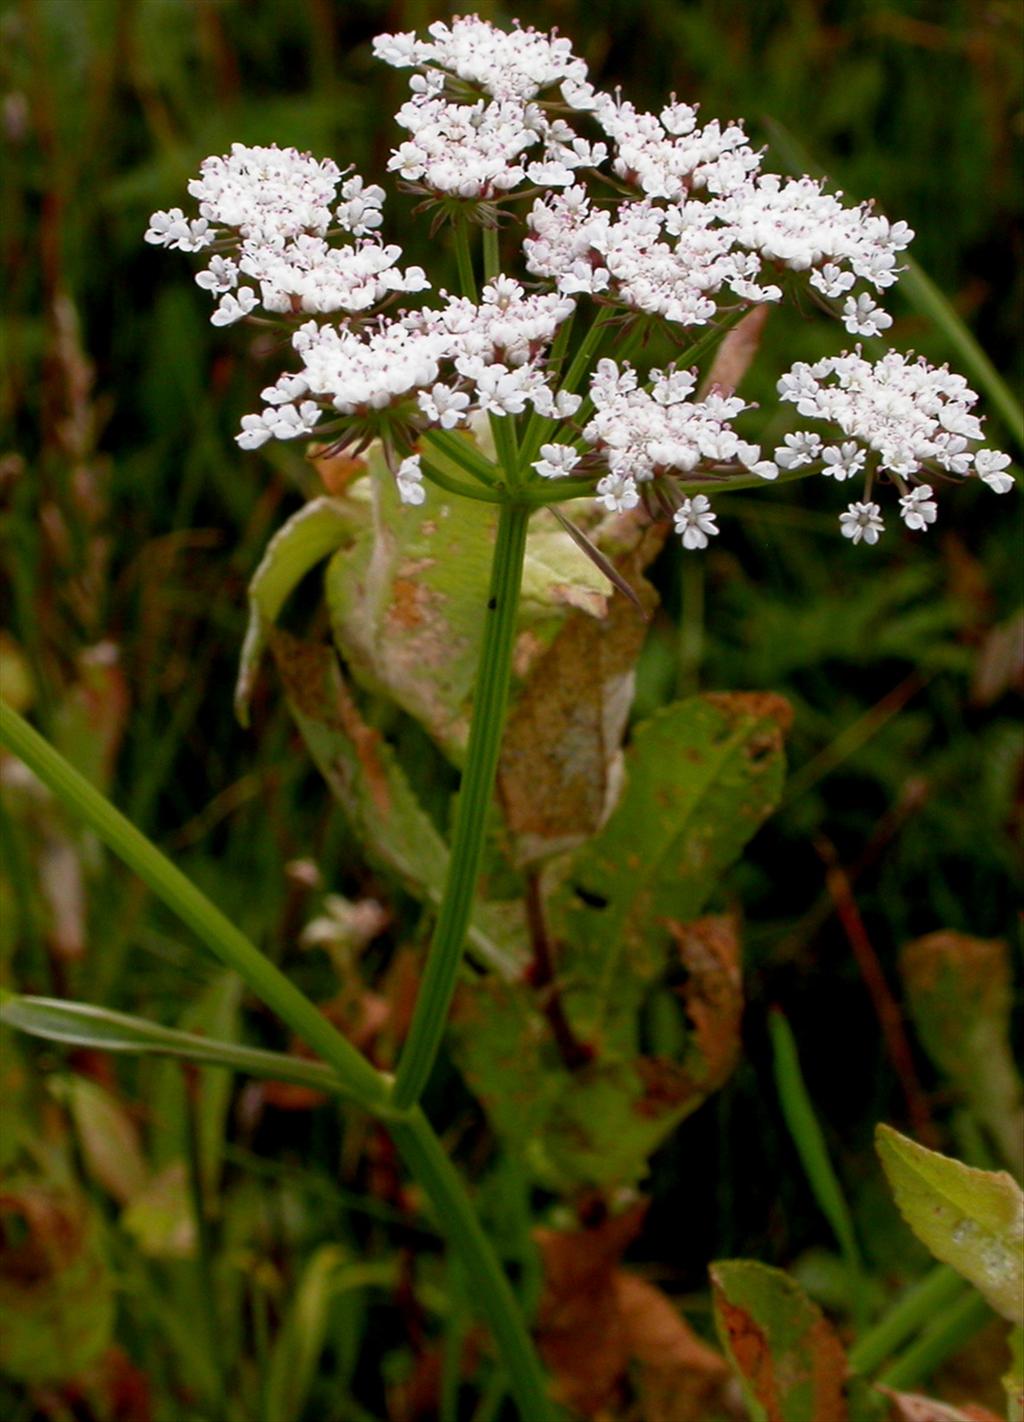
[900,931,1023,1175]
[498,531,661,863]
[452,915,742,1192]
[324,455,628,762]
[711,1259,848,1422]
[547,693,790,1051]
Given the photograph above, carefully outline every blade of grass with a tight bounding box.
[848,1265,966,1376]
[768,1008,869,1329]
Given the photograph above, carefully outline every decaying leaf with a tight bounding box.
[700,304,770,398]
[880,1388,1003,1421]
[536,1205,736,1419]
[711,1258,848,1422]
[0,1183,115,1383]
[899,931,1023,1175]
[270,629,525,977]
[235,496,359,724]
[876,1124,1023,1324]
[498,530,661,862]
[452,916,742,1191]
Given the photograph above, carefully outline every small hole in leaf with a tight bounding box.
[574,885,608,909]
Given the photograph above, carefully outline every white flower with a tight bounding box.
[195,255,238,293]
[777,350,1000,482]
[775,432,823,469]
[417,384,470,428]
[269,401,322,439]
[187,143,343,244]
[735,442,778,480]
[236,411,277,450]
[839,501,885,545]
[595,472,639,513]
[674,494,719,549]
[821,441,865,480]
[898,484,938,531]
[974,449,1015,494]
[396,454,426,505]
[336,176,385,236]
[809,262,855,299]
[211,288,259,326]
[144,208,215,251]
[532,443,581,479]
[374,17,590,101]
[842,292,893,337]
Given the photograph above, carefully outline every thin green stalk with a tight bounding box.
[421,456,503,504]
[390,1108,556,1422]
[184,1081,228,1422]
[517,310,576,464]
[518,305,617,470]
[876,1288,991,1389]
[769,1009,869,1329]
[424,428,500,486]
[453,219,478,301]
[392,500,530,1110]
[848,1265,965,1376]
[481,223,500,281]
[0,700,391,1113]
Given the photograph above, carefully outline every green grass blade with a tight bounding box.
[769,1008,869,1327]
[0,991,349,1097]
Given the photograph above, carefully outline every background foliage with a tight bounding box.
[2,1,1022,1418]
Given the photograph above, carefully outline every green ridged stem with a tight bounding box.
[391,498,530,1109]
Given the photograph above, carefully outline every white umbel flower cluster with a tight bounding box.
[145,17,1015,544]
[584,359,775,484]
[776,349,1013,541]
[146,145,426,325]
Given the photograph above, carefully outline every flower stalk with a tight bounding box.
[392,496,531,1110]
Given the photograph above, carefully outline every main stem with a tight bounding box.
[392,499,530,1110]
[1,695,556,1420]
[391,1109,553,1418]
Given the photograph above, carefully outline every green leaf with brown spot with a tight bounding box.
[710,1259,848,1422]
[899,931,1024,1175]
[452,915,742,1192]
[548,693,790,1048]
[876,1124,1023,1324]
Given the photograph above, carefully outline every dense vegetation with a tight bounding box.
[2,3,1021,1420]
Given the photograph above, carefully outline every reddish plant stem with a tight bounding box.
[818,839,938,1146]
[524,873,594,1072]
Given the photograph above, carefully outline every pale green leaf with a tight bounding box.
[235,496,359,725]
[0,991,344,1095]
[876,1124,1024,1324]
